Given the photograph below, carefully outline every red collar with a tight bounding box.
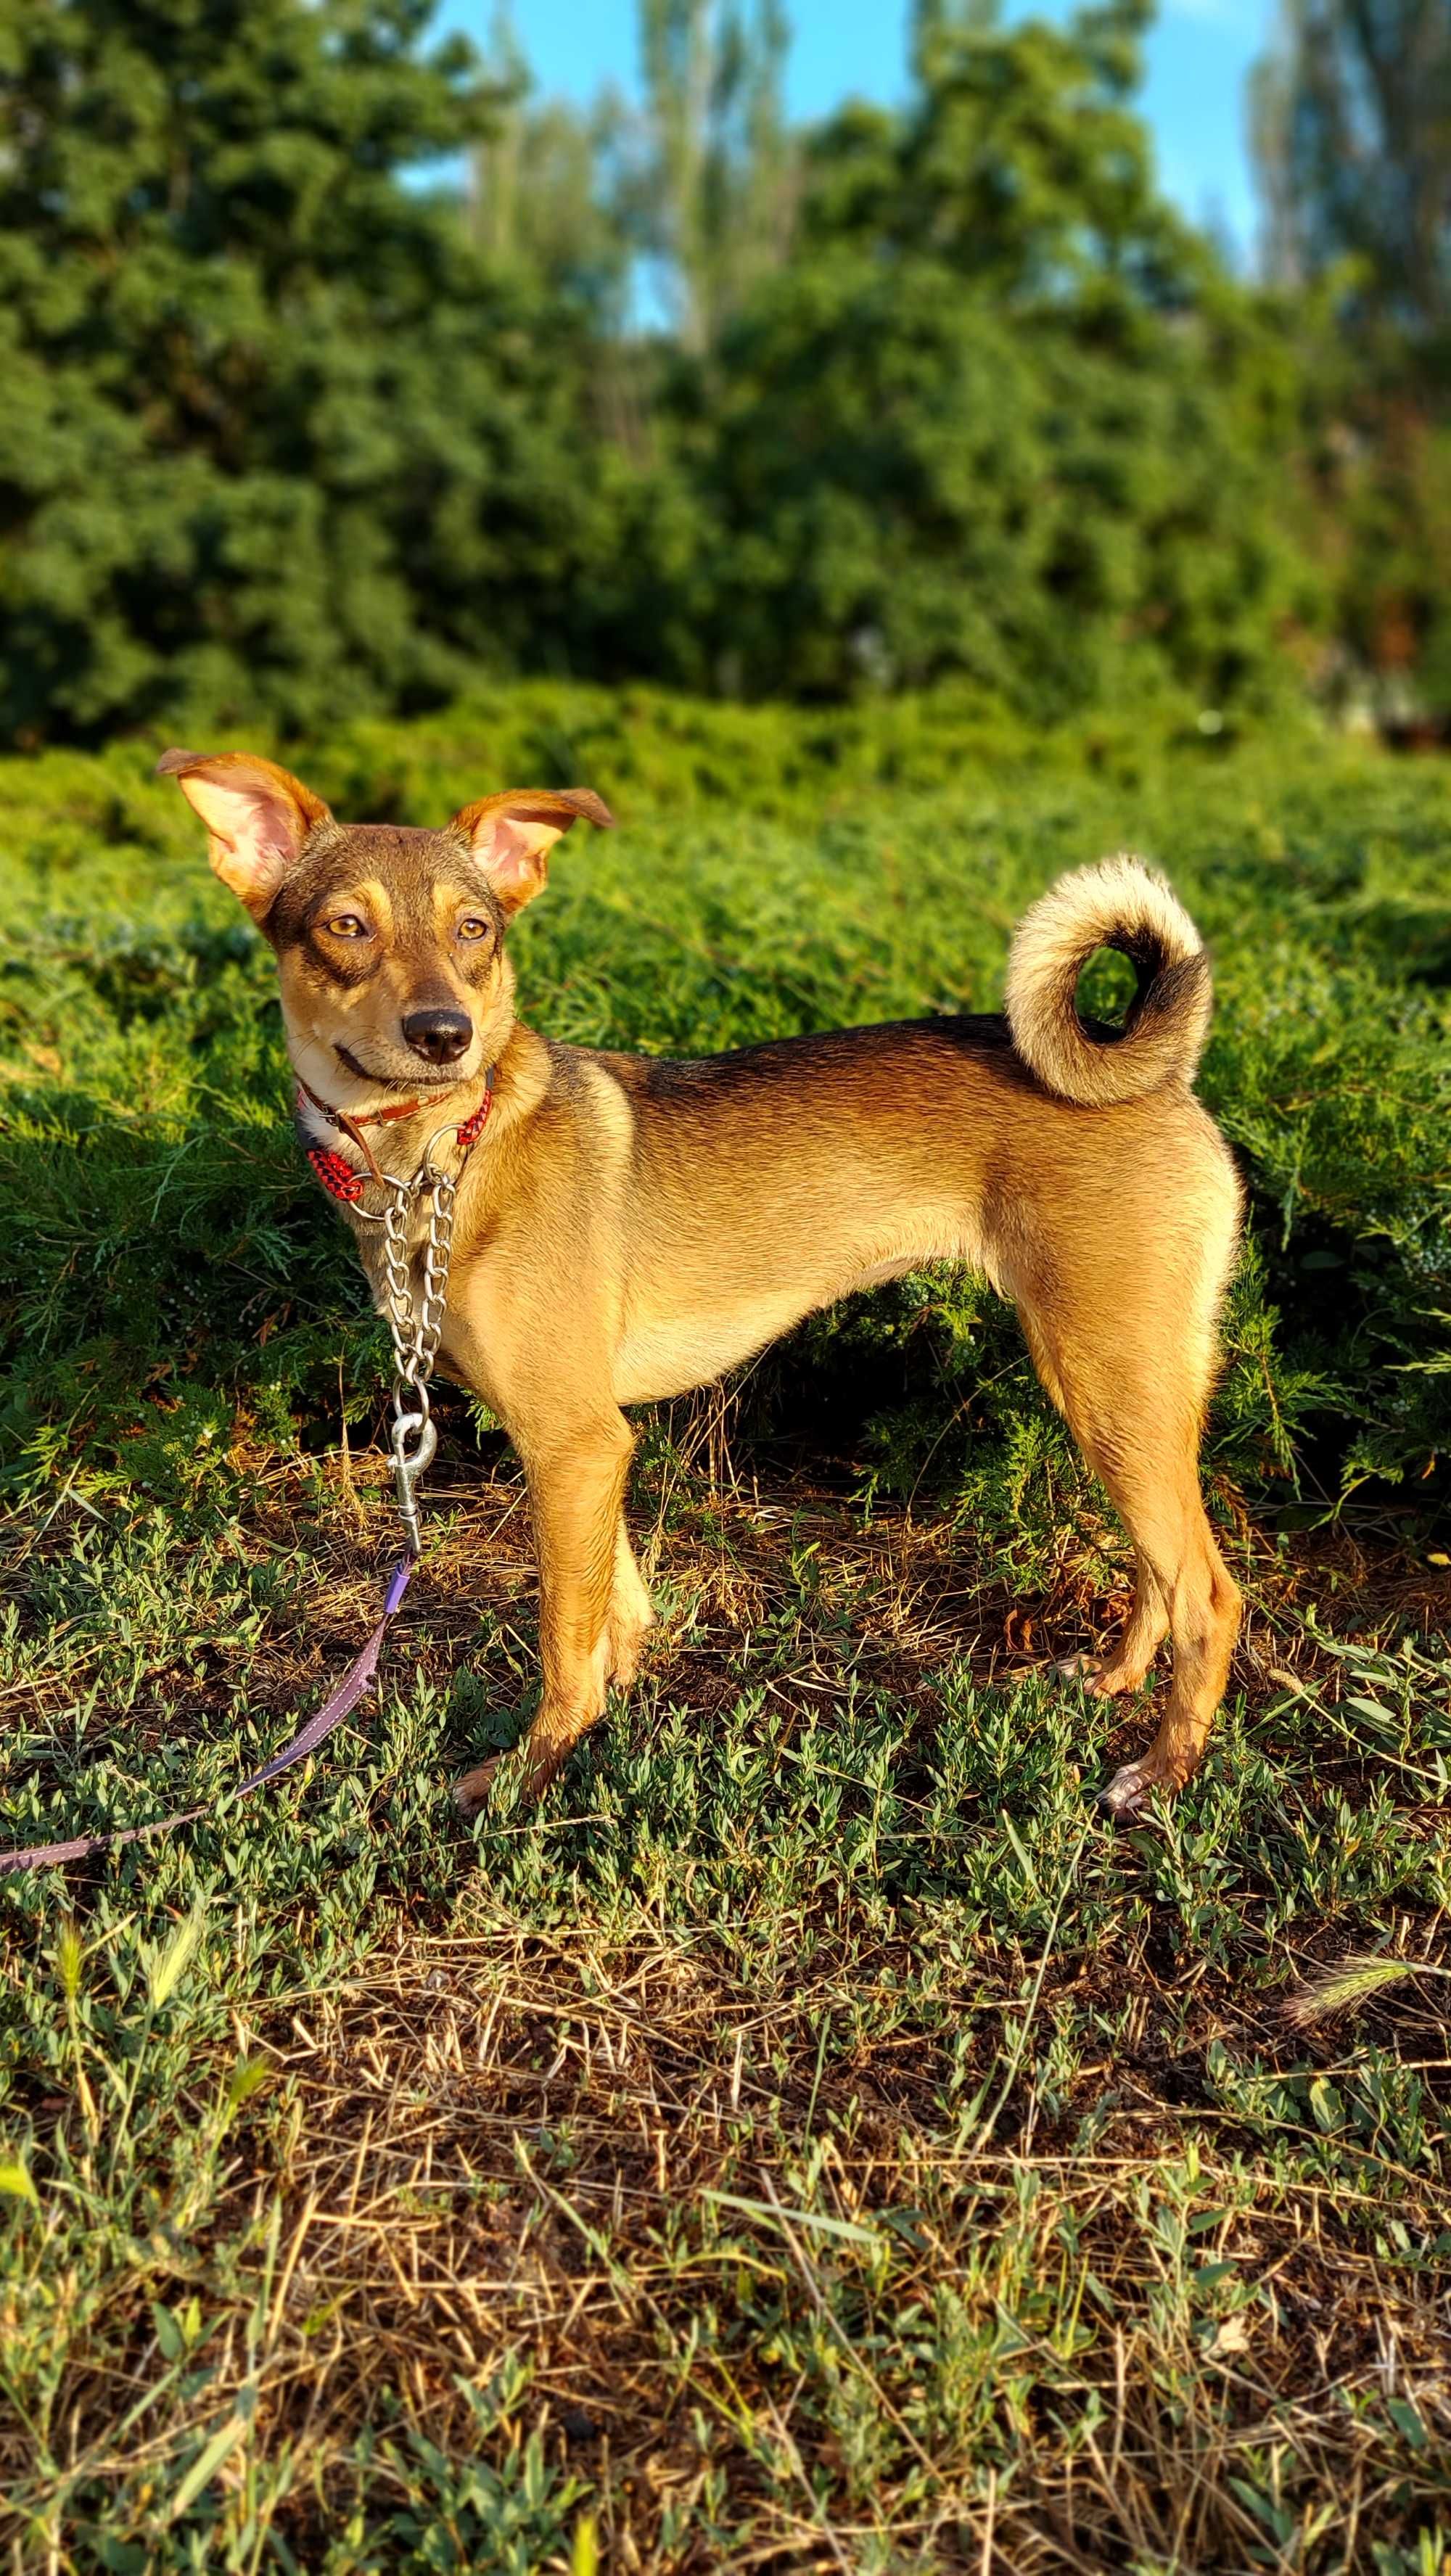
[297,1066,494,1203]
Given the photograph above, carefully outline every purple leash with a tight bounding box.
[0,1087,486,1882]
[0,1557,414,1879]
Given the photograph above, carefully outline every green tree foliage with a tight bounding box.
[1251,0,1451,725]
[666,1,1320,709]
[0,0,1347,742]
[0,0,632,742]
[470,9,636,327]
[634,0,796,353]
[1251,0,1451,337]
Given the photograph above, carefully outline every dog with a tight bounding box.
[158,748,1244,1817]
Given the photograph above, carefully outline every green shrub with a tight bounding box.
[0,692,1445,1521]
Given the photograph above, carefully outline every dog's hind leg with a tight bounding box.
[1079,1437,1239,1816]
[1021,1314,1171,1697]
[1015,1166,1242,1811]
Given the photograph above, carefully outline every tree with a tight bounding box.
[665,0,1320,709]
[470,9,636,329]
[1251,0,1451,338]
[473,1,800,353]
[633,0,797,353]
[0,0,633,742]
[0,0,1333,738]
[1250,0,1451,719]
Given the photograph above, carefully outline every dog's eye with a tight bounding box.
[456,917,492,943]
[324,913,371,939]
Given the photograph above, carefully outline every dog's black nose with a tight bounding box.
[402,1006,472,1064]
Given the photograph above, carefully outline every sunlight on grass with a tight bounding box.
[0,698,1447,2569]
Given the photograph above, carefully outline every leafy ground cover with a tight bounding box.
[0,689,1448,2569]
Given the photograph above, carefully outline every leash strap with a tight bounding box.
[1,1068,496,1880]
[0,1557,413,1880]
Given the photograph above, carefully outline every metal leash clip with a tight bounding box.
[389,1402,437,1557]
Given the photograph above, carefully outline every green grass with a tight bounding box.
[1,687,1449,2571]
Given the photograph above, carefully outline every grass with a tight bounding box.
[0,686,1449,2571]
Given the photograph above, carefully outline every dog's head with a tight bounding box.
[157,749,612,1102]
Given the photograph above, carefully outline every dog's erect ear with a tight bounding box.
[156,749,332,920]
[451,787,614,919]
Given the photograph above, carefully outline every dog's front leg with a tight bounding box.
[607,1510,654,1687]
[455,1407,636,1811]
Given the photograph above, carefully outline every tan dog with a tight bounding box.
[159,748,1244,1818]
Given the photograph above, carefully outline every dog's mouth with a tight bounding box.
[333,1040,464,1091]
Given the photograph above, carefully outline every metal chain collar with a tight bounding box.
[301,1073,492,1554]
[381,1163,457,1555]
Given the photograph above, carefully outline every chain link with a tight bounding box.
[304,1073,492,1556]
[382,1164,459,1555]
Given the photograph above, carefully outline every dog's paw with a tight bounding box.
[1060,1650,1158,1702]
[1055,1650,1102,1687]
[606,1624,649,1692]
[455,1737,571,1817]
[453,1756,503,1819]
[1098,1758,1160,1822]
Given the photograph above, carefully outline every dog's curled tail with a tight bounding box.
[1004,855,1212,1108]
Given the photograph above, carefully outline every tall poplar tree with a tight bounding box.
[1251,0,1451,336]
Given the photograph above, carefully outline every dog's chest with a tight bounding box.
[348,1209,430,1318]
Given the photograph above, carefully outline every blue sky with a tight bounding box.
[437,0,1274,264]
